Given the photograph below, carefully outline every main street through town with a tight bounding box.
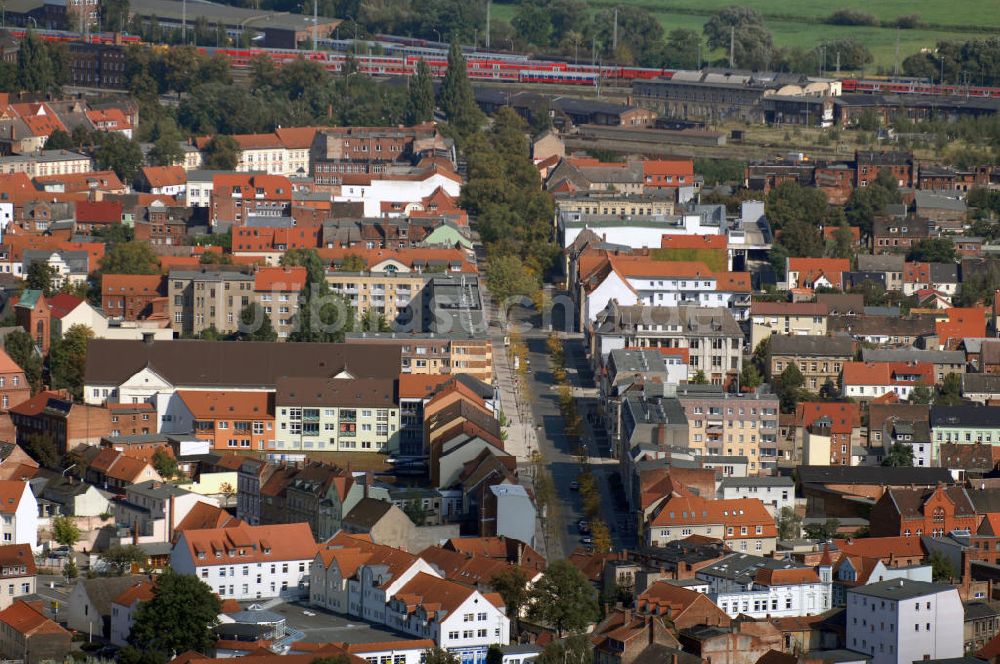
[483,282,637,559]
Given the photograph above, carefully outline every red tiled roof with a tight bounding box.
[0,481,27,514]
[794,402,861,434]
[35,171,125,193]
[175,391,272,421]
[112,580,155,607]
[0,600,68,637]
[254,266,306,292]
[46,293,84,320]
[177,523,318,565]
[659,234,727,250]
[76,200,123,223]
[649,495,776,538]
[0,544,36,577]
[841,362,935,387]
[755,567,819,586]
[832,536,926,561]
[175,502,243,533]
[142,166,187,189]
[102,274,165,296]
[398,374,453,399]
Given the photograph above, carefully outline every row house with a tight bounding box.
[0,545,36,609]
[840,361,935,401]
[194,128,316,177]
[902,262,959,296]
[871,216,932,254]
[161,390,274,452]
[101,274,166,321]
[645,490,777,554]
[674,385,780,472]
[0,349,30,413]
[138,165,187,196]
[333,161,463,218]
[590,302,743,385]
[310,123,448,181]
[855,150,913,189]
[578,253,751,327]
[10,390,112,456]
[862,348,965,384]
[792,401,863,467]
[785,257,850,291]
[769,335,854,392]
[749,302,828,349]
[697,553,832,620]
[274,376,400,454]
[231,224,323,265]
[254,266,305,340]
[344,333,494,386]
[166,268,255,336]
[133,203,191,246]
[856,254,905,290]
[930,406,1000,463]
[170,523,319,600]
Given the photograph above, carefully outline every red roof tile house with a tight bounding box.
[211,174,293,229]
[0,349,30,413]
[139,166,187,196]
[109,580,153,647]
[0,600,71,664]
[636,581,731,628]
[869,484,978,538]
[85,448,162,492]
[793,402,863,466]
[102,274,166,321]
[170,523,319,601]
[785,258,850,290]
[9,391,113,456]
[840,361,935,401]
[384,571,510,653]
[0,544,36,609]
[936,307,987,350]
[645,493,777,554]
[75,201,123,233]
[642,159,695,189]
[164,391,274,452]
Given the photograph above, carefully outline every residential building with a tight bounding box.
[845,579,961,664]
[273,376,400,453]
[589,303,743,383]
[167,268,255,336]
[645,491,777,553]
[83,338,399,407]
[930,406,1000,462]
[717,477,794,516]
[769,335,854,392]
[161,391,274,452]
[325,268,429,328]
[344,333,494,385]
[384,572,510,659]
[65,576,148,640]
[109,581,153,647]
[253,266,305,340]
[102,274,166,321]
[0,601,71,664]
[0,482,36,548]
[840,361,935,401]
[871,217,931,254]
[113,480,218,545]
[786,258,850,290]
[697,553,832,619]
[791,402,863,467]
[855,150,913,188]
[209,174,293,229]
[0,545,35,609]
[749,302,829,349]
[0,349,29,413]
[84,448,163,492]
[170,523,319,600]
[635,581,731,628]
[862,348,965,383]
[675,385,780,472]
[856,254,905,291]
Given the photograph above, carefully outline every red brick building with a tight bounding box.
[13,291,50,355]
[869,484,978,538]
[210,174,293,228]
[0,349,30,413]
[9,391,113,457]
[101,274,166,321]
[855,150,913,189]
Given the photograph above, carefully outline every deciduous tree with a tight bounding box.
[439,41,483,136]
[99,241,160,274]
[128,570,221,656]
[489,566,529,634]
[4,330,42,393]
[202,134,240,170]
[52,515,81,547]
[49,324,94,400]
[528,560,598,636]
[882,442,914,467]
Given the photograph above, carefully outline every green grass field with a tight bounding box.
[492,1,1000,70]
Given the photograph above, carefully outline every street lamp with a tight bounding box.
[433,28,441,44]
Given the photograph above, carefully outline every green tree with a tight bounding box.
[803,518,840,541]
[690,370,708,385]
[339,254,366,272]
[128,570,221,656]
[63,558,78,580]
[149,130,185,167]
[49,324,94,399]
[44,129,74,151]
[774,363,806,412]
[593,6,665,67]
[935,372,964,406]
[101,0,130,33]
[99,241,160,274]
[101,544,148,575]
[52,515,81,547]
[25,261,60,297]
[421,649,458,664]
[235,304,277,342]
[23,432,58,468]
[151,448,179,478]
[776,506,802,540]
[828,217,855,259]
[703,6,773,70]
[528,560,598,637]
[766,181,830,231]
[439,41,483,137]
[929,551,955,583]
[882,442,914,467]
[664,29,702,69]
[95,133,144,182]
[907,238,957,263]
[16,30,56,94]
[4,329,42,393]
[485,254,540,304]
[282,249,355,343]
[202,135,240,170]
[404,59,436,126]
[908,385,932,405]
[740,363,763,390]
[536,634,592,664]
[486,645,504,664]
[490,566,529,635]
[512,2,552,47]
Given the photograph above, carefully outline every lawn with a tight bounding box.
[492,0,999,71]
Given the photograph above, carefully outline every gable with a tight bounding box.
[117,366,174,392]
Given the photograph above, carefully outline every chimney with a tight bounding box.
[132,519,139,545]
[167,494,175,542]
[142,332,155,345]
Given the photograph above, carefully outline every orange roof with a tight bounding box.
[254,266,306,292]
[157,255,202,272]
[755,567,819,586]
[0,481,26,514]
[0,601,68,637]
[175,502,243,533]
[112,580,155,607]
[274,126,320,149]
[0,348,24,376]
[398,374,453,399]
[102,274,164,296]
[833,536,925,561]
[0,544,36,577]
[659,234,727,250]
[822,225,861,242]
[176,391,273,421]
[787,257,850,287]
[642,159,694,176]
[904,262,931,283]
[177,523,319,565]
[649,495,776,537]
[936,307,986,346]
[11,102,66,137]
[315,532,417,581]
[316,246,476,273]
[794,402,861,434]
[35,171,125,193]
[393,572,500,618]
[635,581,704,616]
[212,174,292,200]
[841,361,935,387]
[142,166,187,189]
[86,108,131,131]
[0,173,35,202]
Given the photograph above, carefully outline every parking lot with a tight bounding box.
[264,601,408,645]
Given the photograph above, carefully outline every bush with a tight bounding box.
[890,14,924,29]
[826,9,878,26]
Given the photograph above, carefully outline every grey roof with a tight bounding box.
[862,348,965,364]
[856,254,905,273]
[701,455,750,465]
[342,497,395,530]
[226,608,286,624]
[609,349,673,376]
[129,0,339,32]
[699,552,807,584]
[849,578,955,601]
[963,601,1000,620]
[127,480,194,500]
[915,191,967,213]
[962,373,1000,394]
[594,303,743,337]
[928,262,959,282]
[23,250,91,274]
[769,335,854,357]
[718,476,794,490]
[168,269,254,281]
[796,465,952,486]
[78,576,148,618]
[931,406,1000,429]
[804,650,870,663]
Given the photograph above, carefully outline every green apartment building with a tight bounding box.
[273,376,401,453]
[930,405,1000,463]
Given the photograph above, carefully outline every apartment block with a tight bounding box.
[167,268,255,336]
